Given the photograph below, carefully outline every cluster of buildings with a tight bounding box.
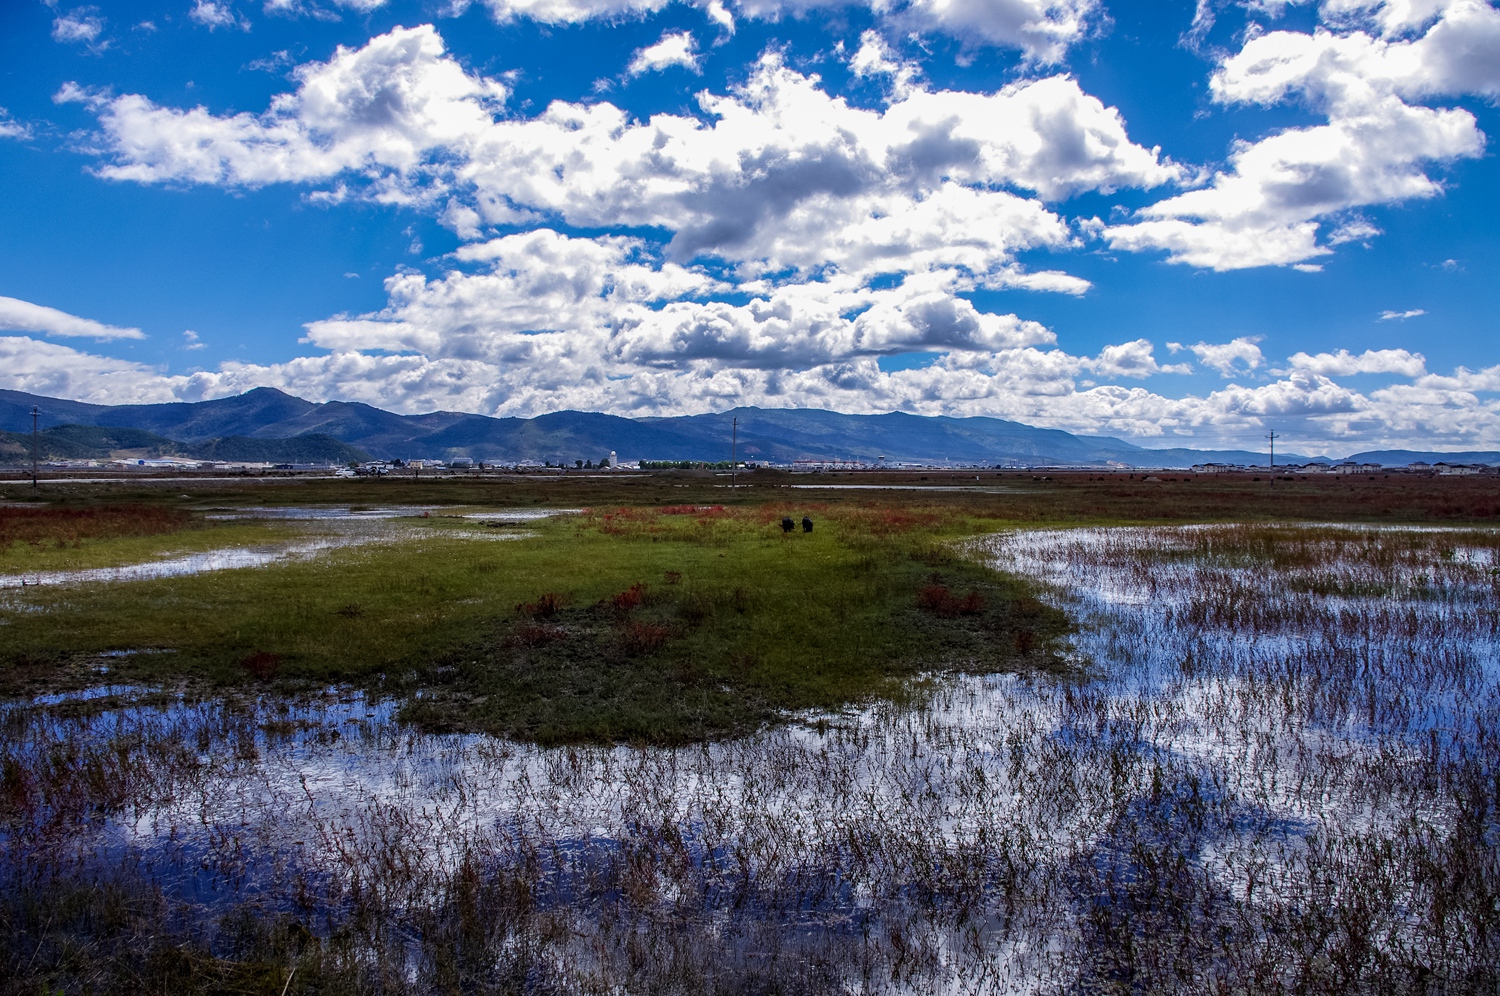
[15,449,1499,477]
[1189,461,1496,475]
[353,451,632,475]
[25,457,332,472]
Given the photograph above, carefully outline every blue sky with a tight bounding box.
[0,0,1497,453]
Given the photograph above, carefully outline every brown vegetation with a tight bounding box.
[0,503,190,549]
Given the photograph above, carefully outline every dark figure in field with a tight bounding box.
[781,517,795,533]
[802,517,813,533]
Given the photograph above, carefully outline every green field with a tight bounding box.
[0,496,1066,741]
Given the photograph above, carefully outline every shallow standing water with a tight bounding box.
[0,506,575,589]
[3,522,1498,993]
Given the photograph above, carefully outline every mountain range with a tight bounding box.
[0,388,1494,469]
[0,422,368,465]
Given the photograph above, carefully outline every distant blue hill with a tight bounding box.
[2,387,1481,469]
[1344,450,1500,466]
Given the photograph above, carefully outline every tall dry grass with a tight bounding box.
[0,504,190,549]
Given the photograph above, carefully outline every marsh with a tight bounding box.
[2,474,1498,994]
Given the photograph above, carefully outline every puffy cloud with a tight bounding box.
[0,337,189,404]
[719,184,1087,287]
[1378,307,1425,319]
[282,227,1147,421]
[627,30,700,74]
[1105,98,1480,270]
[78,32,1173,287]
[1322,0,1470,37]
[56,25,1198,438]
[888,0,1098,63]
[0,295,145,340]
[51,7,107,48]
[1286,346,1427,375]
[848,30,922,95]
[1105,0,1495,270]
[304,228,1058,370]
[1193,368,1361,417]
[476,0,670,25]
[188,0,251,31]
[1173,336,1264,377]
[605,277,1057,369]
[264,0,388,15]
[0,109,30,141]
[469,0,1095,60]
[1213,1,1500,104]
[87,26,508,198]
[304,228,725,356]
[1088,339,1193,379]
[706,0,735,32]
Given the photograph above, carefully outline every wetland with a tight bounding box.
[1,469,1498,993]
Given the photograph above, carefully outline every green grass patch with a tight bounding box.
[0,504,1067,742]
[0,509,302,573]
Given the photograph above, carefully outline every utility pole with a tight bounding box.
[731,416,738,489]
[30,406,39,490]
[1267,430,1277,485]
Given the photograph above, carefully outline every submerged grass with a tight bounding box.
[2,521,1498,994]
[4,476,1500,992]
[0,502,1067,740]
[0,502,308,574]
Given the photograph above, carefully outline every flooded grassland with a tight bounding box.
[1,507,1498,993]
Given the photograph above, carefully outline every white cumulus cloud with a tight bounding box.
[848,30,922,95]
[189,0,251,30]
[0,338,182,403]
[0,295,144,340]
[627,30,700,74]
[1105,0,1496,270]
[1286,347,1427,376]
[51,7,107,48]
[888,0,1098,63]
[264,0,388,15]
[84,26,508,198]
[477,0,671,25]
[76,31,1175,289]
[1175,336,1265,377]
[0,109,30,141]
[471,0,1097,60]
